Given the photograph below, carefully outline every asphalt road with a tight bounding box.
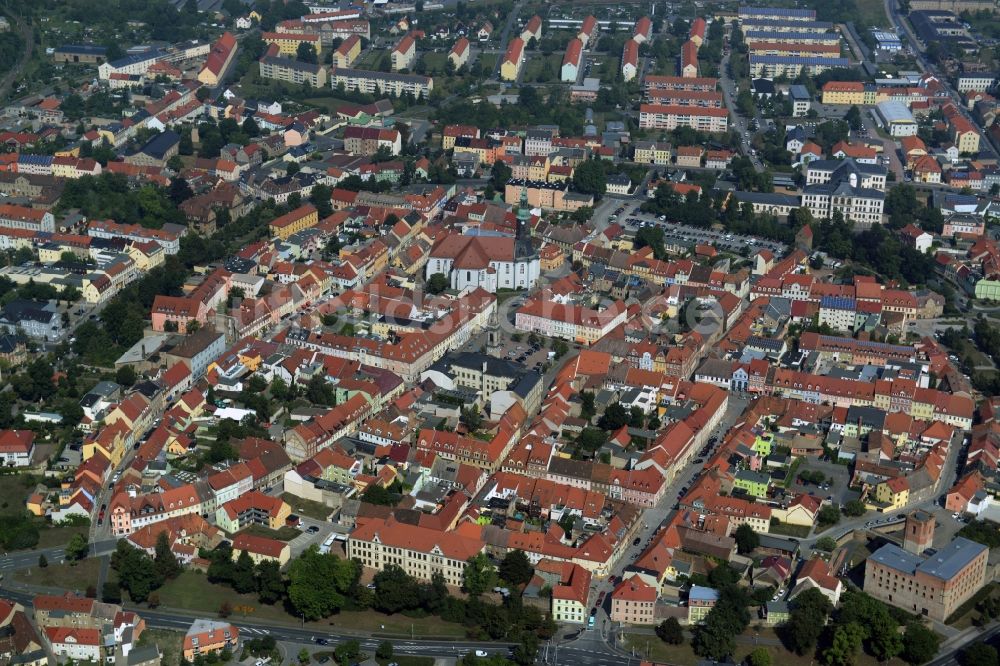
[0,539,118,574]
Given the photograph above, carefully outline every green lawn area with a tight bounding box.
[156,572,467,638]
[421,51,449,74]
[522,54,562,83]
[855,0,891,28]
[137,628,185,666]
[235,524,302,542]
[15,557,103,593]
[476,53,497,74]
[0,472,39,514]
[281,493,333,521]
[768,521,812,538]
[624,630,904,666]
[36,525,89,549]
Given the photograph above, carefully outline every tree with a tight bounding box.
[463,552,497,596]
[580,391,596,420]
[746,647,771,666]
[111,541,161,603]
[817,505,841,527]
[598,402,629,430]
[298,648,311,665]
[822,622,864,666]
[115,365,137,387]
[373,564,421,613]
[781,588,832,655]
[102,582,121,603]
[842,500,866,517]
[656,617,684,645]
[229,549,256,594]
[65,533,89,561]
[960,642,998,666]
[499,550,534,587]
[815,536,837,552]
[572,159,607,197]
[38,554,47,568]
[376,641,394,660]
[460,405,483,431]
[296,41,318,64]
[334,640,361,666]
[287,547,359,620]
[427,272,449,294]
[154,531,181,581]
[902,623,941,665]
[734,524,760,554]
[256,559,285,604]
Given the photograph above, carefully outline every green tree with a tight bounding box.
[373,564,421,613]
[460,405,483,431]
[65,533,90,561]
[902,623,941,665]
[656,617,684,645]
[462,553,497,596]
[572,159,607,197]
[499,550,534,587]
[287,546,359,620]
[580,391,596,420]
[746,647,771,666]
[231,550,257,594]
[256,559,285,604]
[822,622,865,666]
[781,587,832,654]
[817,505,841,527]
[960,642,998,666]
[815,536,838,552]
[376,641,394,660]
[334,640,361,666]
[598,402,629,430]
[296,42,318,64]
[842,500,866,517]
[427,272,449,294]
[298,648,311,664]
[115,365,137,387]
[110,541,162,603]
[153,531,181,580]
[38,554,48,568]
[734,524,759,554]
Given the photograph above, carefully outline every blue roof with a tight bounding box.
[820,296,856,310]
[18,154,53,165]
[740,19,835,30]
[689,585,721,602]
[744,30,840,41]
[107,50,162,69]
[870,538,987,580]
[56,44,108,55]
[750,55,850,66]
[740,6,817,18]
[138,131,180,160]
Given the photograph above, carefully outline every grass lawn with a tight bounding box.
[281,493,333,521]
[768,521,811,538]
[854,0,891,28]
[137,628,185,666]
[156,572,467,638]
[36,525,89,549]
[356,49,384,70]
[15,557,102,593]
[235,524,302,541]
[476,52,497,73]
[421,51,449,74]
[624,630,903,666]
[0,472,40,514]
[522,54,562,83]
[377,657,434,666]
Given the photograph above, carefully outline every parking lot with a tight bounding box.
[623,210,788,256]
[788,456,857,507]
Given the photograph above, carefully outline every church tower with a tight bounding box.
[486,307,502,356]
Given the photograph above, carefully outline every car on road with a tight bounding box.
[475,651,489,657]
[306,525,320,534]
[315,638,330,646]
[694,458,704,464]
[632,537,641,545]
